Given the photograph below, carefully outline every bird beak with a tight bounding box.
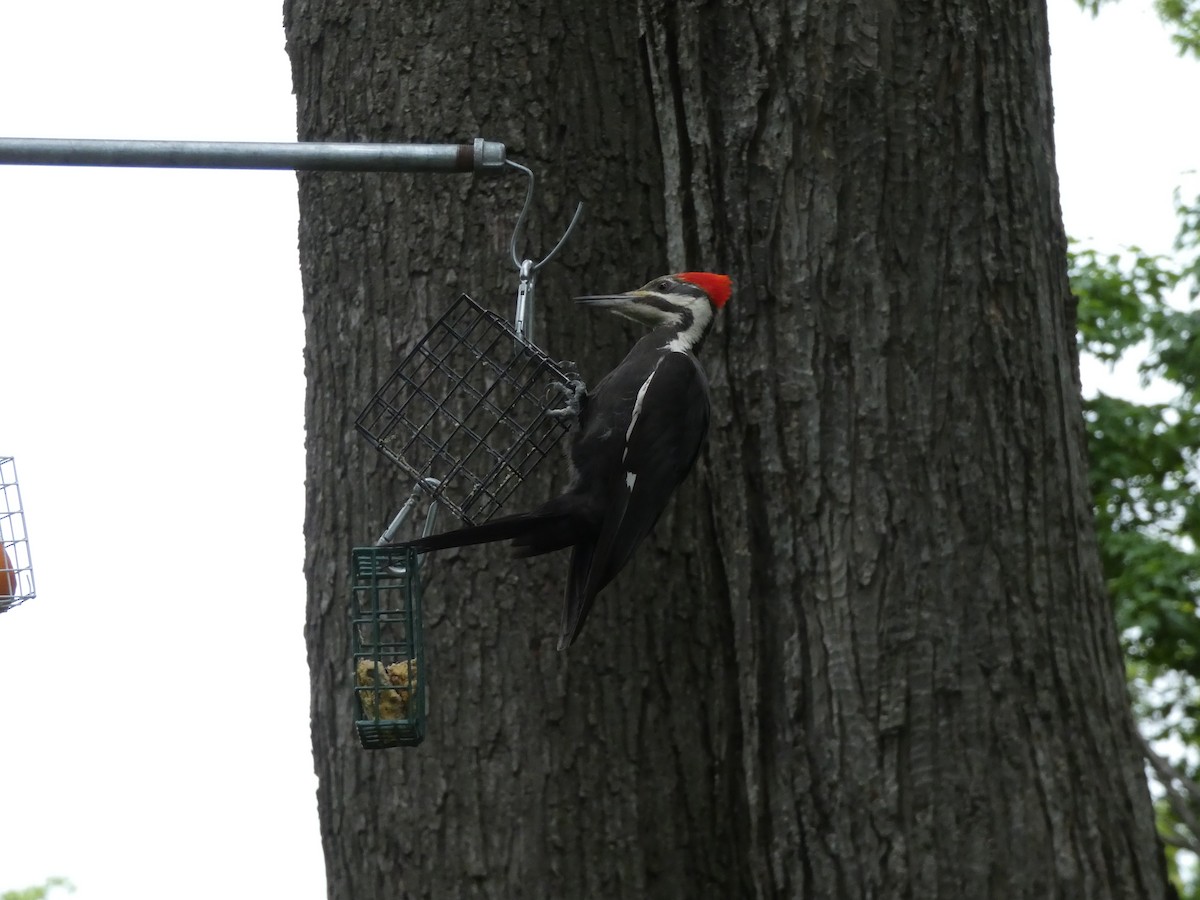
[573,291,647,310]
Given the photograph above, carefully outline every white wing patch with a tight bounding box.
[625,471,637,490]
[621,360,664,463]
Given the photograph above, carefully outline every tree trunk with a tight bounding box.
[284,1,1166,898]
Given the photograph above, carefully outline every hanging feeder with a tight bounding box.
[351,289,580,748]
[350,297,575,749]
[350,480,440,750]
[350,160,583,748]
[356,160,582,526]
[1,457,35,614]
[351,543,426,748]
[356,293,578,525]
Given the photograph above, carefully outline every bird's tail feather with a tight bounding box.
[396,510,575,556]
[557,542,595,650]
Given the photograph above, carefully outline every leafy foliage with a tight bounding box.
[0,878,74,900]
[1072,199,1200,894]
[1180,191,1200,298]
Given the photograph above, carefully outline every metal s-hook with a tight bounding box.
[515,258,535,347]
[506,159,584,344]
[506,161,584,273]
[376,477,444,546]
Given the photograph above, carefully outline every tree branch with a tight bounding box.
[1141,732,1200,855]
[1159,829,1199,853]
[1141,732,1200,805]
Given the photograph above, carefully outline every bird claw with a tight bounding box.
[546,377,587,422]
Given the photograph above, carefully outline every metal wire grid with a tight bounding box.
[351,546,425,749]
[1,456,35,614]
[356,294,573,525]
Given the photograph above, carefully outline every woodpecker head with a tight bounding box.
[575,272,732,352]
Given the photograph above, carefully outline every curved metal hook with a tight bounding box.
[535,200,585,273]
[507,160,536,271]
[506,159,584,273]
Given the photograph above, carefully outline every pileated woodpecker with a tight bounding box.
[402,272,732,649]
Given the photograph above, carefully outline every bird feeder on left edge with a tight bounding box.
[1,456,35,614]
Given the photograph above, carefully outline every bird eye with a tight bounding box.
[654,279,671,291]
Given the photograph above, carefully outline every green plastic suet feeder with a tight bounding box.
[351,544,426,748]
[1,456,36,614]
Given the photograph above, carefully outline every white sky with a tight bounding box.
[0,2,1196,899]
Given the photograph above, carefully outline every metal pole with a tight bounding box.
[0,136,507,173]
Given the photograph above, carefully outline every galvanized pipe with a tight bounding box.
[0,136,507,173]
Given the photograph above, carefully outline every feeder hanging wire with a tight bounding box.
[506,159,584,345]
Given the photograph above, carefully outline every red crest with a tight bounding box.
[677,272,732,308]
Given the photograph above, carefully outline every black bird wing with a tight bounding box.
[558,351,711,648]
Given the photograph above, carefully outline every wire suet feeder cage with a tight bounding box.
[1,457,35,614]
[356,293,579,526]
[350,161,583,748]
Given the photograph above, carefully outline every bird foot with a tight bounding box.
[546,376,587,422]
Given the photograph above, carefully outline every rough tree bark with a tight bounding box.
[284,0,1166,897]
